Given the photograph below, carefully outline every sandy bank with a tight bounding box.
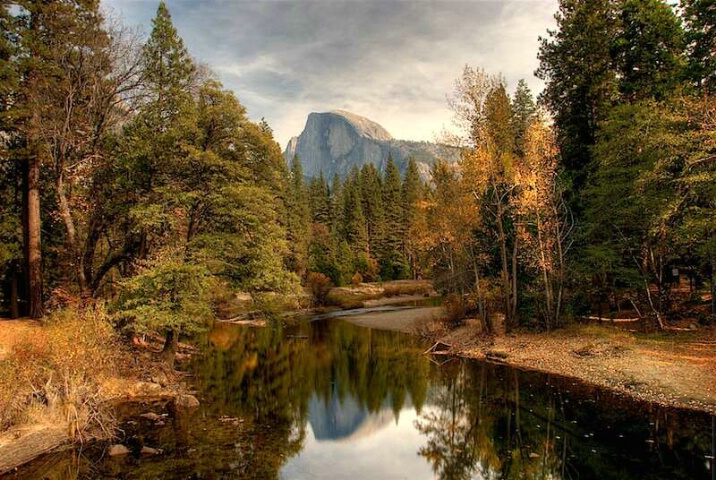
[339,307,716,414]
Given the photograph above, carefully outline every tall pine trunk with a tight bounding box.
[25,152,44,319]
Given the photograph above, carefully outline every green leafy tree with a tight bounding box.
[116,251,215,362]
[586,100,689,326]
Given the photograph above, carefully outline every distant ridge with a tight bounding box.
[284,110,458,180]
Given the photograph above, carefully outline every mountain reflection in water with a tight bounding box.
[6,317,715,480]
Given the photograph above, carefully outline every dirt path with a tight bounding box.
[339,308,716,414]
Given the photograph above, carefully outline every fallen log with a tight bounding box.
[423,341,454,355]
[0,425,70,475]
[581,316,642,323]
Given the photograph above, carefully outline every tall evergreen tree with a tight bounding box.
[382,155,406,278]
[511,79,537,157]
[401,158,425,278]
[615,0,684,101]
[342,166,368,255]
[7,0,119,316]
[682,0,716,93]
[285,156,311,276]
[536,0,619,194]
[308,172,330,226]
[359,163,385,257]
[329,173,344,238]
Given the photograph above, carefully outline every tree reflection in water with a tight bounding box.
[416,359,713,480]
[8,319,714,480]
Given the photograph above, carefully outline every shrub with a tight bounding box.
[306,272,333,306]
[441,293,467,328]
[0,305,121,440]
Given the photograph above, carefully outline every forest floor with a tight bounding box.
[339,305,716,414]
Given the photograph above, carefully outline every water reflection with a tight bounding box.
[5,318,715,480]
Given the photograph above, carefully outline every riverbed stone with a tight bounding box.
[139,412,162,422]
[140,446,162,455]
[108,444,130,456]
[173,394,200,409]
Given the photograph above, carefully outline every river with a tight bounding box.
[6,315,716,479]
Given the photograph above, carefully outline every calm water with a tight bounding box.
[7,317,716,480]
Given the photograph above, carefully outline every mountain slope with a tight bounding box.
[284,110,458,180]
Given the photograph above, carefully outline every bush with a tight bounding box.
[441,293,467,328]
[306,272,333,306]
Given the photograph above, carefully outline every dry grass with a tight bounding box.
[0,305,122,442]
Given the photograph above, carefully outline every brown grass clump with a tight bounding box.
[0,305,122,441]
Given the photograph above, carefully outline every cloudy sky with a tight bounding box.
[102,0,558,148]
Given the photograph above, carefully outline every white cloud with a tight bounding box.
[102,0,558,147]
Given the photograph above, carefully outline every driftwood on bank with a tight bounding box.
[0,425,70,475]
[581,316,642,323]
[423,341,455,355]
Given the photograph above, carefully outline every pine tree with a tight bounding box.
[359,163,385,257]
[308,172,330,226]
[285,156,311,276]
[7,0,118,316]
[329,173,344,238]
[536,0,620,194]
[401,158,424,278]
[141,1,196,120]
[382,155,407,279]
[682,0,716,93]
[616,0,685,101]
[511,79,537,157]
[342,166,368,255]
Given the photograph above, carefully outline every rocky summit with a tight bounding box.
[283,110,458,180]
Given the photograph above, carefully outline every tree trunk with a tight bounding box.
[511,233,519,327]
[9,261,20,319]
[25,154,44,319]
[711,257,715,319]
[161,328,178,365]
[496,201,511,331]
[57,170,88,296]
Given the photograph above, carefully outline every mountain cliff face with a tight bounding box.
[284,110,458,180]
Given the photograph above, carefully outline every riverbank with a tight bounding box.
[338,305,716,415]
[0,311,192,475]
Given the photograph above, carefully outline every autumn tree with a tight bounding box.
[514,118,572,330]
